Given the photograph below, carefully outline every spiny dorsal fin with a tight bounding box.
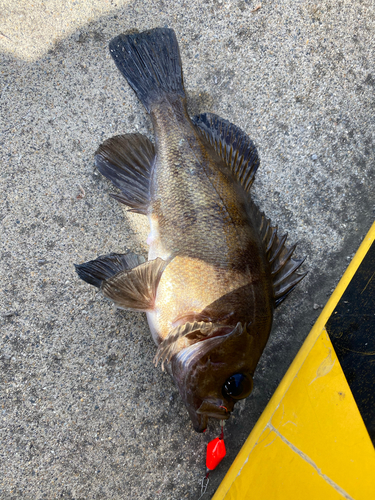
[250,199,307,307]
[76,253,167,311]
[95,133,155,215]
[192,113,260,192]
[154,321,215,371]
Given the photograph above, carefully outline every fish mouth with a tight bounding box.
[196,400,231,420]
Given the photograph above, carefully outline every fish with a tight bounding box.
[75,28,306,432]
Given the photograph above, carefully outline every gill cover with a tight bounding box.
[170,322,259,432]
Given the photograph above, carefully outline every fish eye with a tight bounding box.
[222,373,253,400]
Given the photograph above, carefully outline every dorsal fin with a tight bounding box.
[95,133,155,215]
[154,321,216,371]
[192,113,260,192]
[192,112,306,304]
[250,199,307,307]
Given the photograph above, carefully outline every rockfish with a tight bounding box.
[75,28,306,432]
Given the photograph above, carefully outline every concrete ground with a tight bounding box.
[1,0,374,498]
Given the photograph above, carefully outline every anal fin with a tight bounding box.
[95,133,155,215]
[75,253,166,311]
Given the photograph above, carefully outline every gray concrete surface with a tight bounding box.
[1,0,374,498]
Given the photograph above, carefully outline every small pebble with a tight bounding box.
[311,154,318,161]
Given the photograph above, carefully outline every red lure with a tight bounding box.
[206,436,226,470]
[200,421,226,498]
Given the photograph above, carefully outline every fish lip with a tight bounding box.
[198,411,231,420]
[196,400,231,420]
[193,415,209,433]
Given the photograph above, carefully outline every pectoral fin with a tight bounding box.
[75,253,166,311]
[154,321,215,370]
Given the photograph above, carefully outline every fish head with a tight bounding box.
[170,321,265,432]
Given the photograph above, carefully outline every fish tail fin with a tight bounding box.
[109,28,185,112]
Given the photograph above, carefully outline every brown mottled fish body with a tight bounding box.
[148,97,272,342]
[75,28,306,432]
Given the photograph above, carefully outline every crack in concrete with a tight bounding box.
[268,424,355,500]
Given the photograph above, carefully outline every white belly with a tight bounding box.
[146,311,162,346]
[147,214,171,261]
